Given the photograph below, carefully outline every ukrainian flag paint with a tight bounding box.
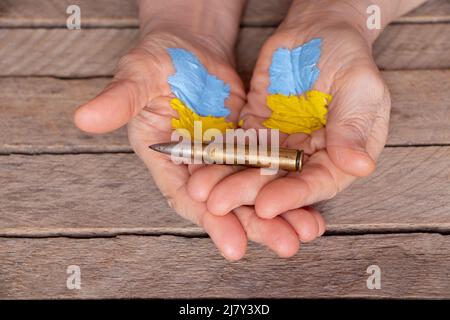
[167,48,234,139]
[263,38,332,134]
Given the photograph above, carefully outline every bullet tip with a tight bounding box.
[149,142,174,155]
[149,143,163,152]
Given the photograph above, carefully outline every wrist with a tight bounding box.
[282,0,398,44]
[138,0,246,58]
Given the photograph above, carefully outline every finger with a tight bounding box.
[327,67,390,177]
[74,52,166,134]
[233,206,300,258]
[207,168,285,216]
[285,128,326,155]
[187,165,243,202]
[255,149,355,219]
[201,209,248,261]
[281,207,326,242]
[310,208,326,237]
[167,186,248,261]
[187,164,206,175]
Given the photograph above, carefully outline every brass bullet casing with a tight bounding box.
[203,143,303,171]
[149,142,304,172]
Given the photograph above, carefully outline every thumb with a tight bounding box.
[326,69,389,177]
[326,114,376,177]
[74,51,164,133]
[74,79,149,133]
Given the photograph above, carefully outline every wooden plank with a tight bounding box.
[318,146,450,233]
[0,0,139,28]
[0,77,130,154]
[243,0,450,25]
[396,0,450,23]
[1,70,449,155]
[1,23,450,78]
[373,24,450,70]
[0,28,135,77]
[1,147,449,236]
[0,233,449,298]
[0,0,448,27]
[384,70,450,146]
[0,153,193,235]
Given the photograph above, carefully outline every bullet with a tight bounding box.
[149,141,304,172]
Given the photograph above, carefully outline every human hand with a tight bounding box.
[190,0,391,232]
[74,0,325,260]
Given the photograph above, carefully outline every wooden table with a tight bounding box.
[1,0,449,299]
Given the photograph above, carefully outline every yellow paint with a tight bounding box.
[263,90,332,134]
[170,98,234,140]
[238,119,244,127]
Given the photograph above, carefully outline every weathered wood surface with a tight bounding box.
[384,70,450,146]
[0,0,448,28]
[244,0,450,25]
[1,0,449,301]
[1,70,448,155]
[372,24,450,70]
[0,77,129,154]
[1,147,449,236]
[1,233,449,299]
[1,22,450,77]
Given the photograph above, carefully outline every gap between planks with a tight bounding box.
[2,144,450,156]
[2,224,450,239]
[1,20,449,30]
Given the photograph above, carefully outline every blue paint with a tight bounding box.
[268,38,322,96]
[167,48,230,117]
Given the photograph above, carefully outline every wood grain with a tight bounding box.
[1,147,449,236]
[383,70,450,146]
[0,23,449,77]
[0,77,129,154]
[0,28,135,77]
[0,153,193,234]
[373,24,450,70]
[243,0,450,25]
[0,0,448,27]
[1,70,449,154]
[1,0,448,301]
[1,233,449,298]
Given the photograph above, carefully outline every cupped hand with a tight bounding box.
[190,17,391,232]
[74,30,322,260]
